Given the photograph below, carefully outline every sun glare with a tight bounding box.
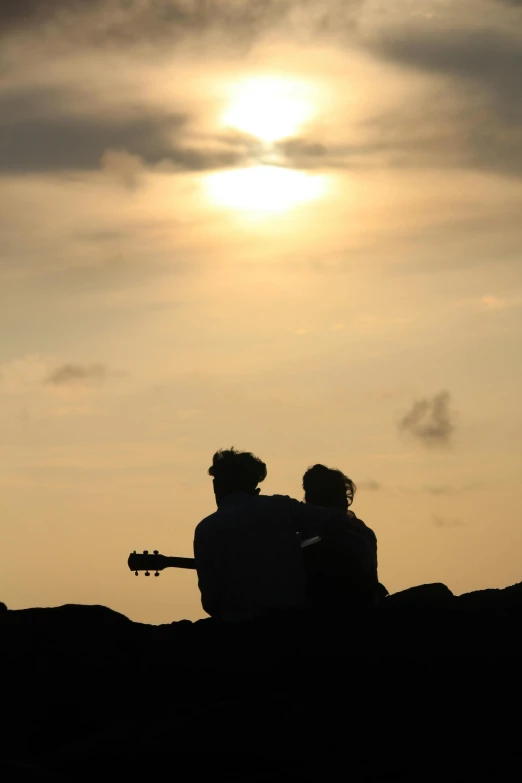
[205,165,327,213]
[222,76,314,142]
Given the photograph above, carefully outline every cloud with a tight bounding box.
[364,24,522,177]
[424,482,479,495]
[0,95,183,172]
[0,0,66,31]
[0,0,363,49]
[371,27,522,114]
[0,94,250,174]
[433,515,464,529]
[100,149,146,190]
[5,8,522,179]
[0,84,267,174]
[45,363,108,386]
[358,479,382,492]
[424,485,457,496]
[398,391,455,448]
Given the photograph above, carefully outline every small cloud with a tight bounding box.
[433,515,464,529]
[398,391,455,448]
[358,479,382,492]
[46,363,107,386]
[294,328,309,336]
[424,485,456,495]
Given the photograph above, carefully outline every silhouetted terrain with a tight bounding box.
[1,582,521,780]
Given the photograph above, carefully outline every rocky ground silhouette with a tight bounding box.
[1,582,521,780]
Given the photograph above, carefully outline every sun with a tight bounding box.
[204,165,327,213]
[208,75,326,213]
[221,76,314,143]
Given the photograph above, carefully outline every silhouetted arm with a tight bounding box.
[193,524,220,618]
[288,497,378,577]
[281,496,346,539]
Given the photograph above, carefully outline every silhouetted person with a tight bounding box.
[194,448,377,621]
[302,464,386,611]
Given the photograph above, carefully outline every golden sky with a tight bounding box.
[1,0,522,622]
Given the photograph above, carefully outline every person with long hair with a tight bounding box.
[302,464,387,611]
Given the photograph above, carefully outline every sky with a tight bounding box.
[1,0,522,623]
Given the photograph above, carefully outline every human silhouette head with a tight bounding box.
[302,464,356,512]
[208,448,267,506]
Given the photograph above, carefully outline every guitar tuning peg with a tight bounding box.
[154,571,159,577]
[135,571,138,576]
[133,550,136,554]
[143,550,148,555]
[153,550,158,555]
[145,571,150,576]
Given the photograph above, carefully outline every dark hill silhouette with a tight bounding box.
[1,580,521,779]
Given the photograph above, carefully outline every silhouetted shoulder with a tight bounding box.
[194,510,221,539]
[260,494,298,506]
[350,515,377,543]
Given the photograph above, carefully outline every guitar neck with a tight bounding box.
[162,556,196,570]
[129,537,322,575]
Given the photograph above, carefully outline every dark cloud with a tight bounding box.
[0,0,362,47]
[272,97,522,178]
[0,0,69,30]
[46,363,108,385]
[4,7,522,179]
[424,485,457,496]
[0,87,182,172]
[0,85,327,173]
[372,28,522,119]
[0,89,250,173]
[398,391,455,448]
[364,26,522,177]
[433,515,464,529]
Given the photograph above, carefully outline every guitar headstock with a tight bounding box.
[128,550,169,576]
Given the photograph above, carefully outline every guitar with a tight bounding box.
[128,537,322,576]
[128,551,196,576]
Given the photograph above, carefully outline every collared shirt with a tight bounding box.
[194,492,377,621]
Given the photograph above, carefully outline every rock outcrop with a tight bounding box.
[1,582,521,780]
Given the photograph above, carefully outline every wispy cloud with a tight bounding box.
[0,0,363,49]
[358,479,382,492]
[424,485,458,496]
[45,363,108,386]
[100,148,145,190]
[433,515,465,528]
[398,391,455,448]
